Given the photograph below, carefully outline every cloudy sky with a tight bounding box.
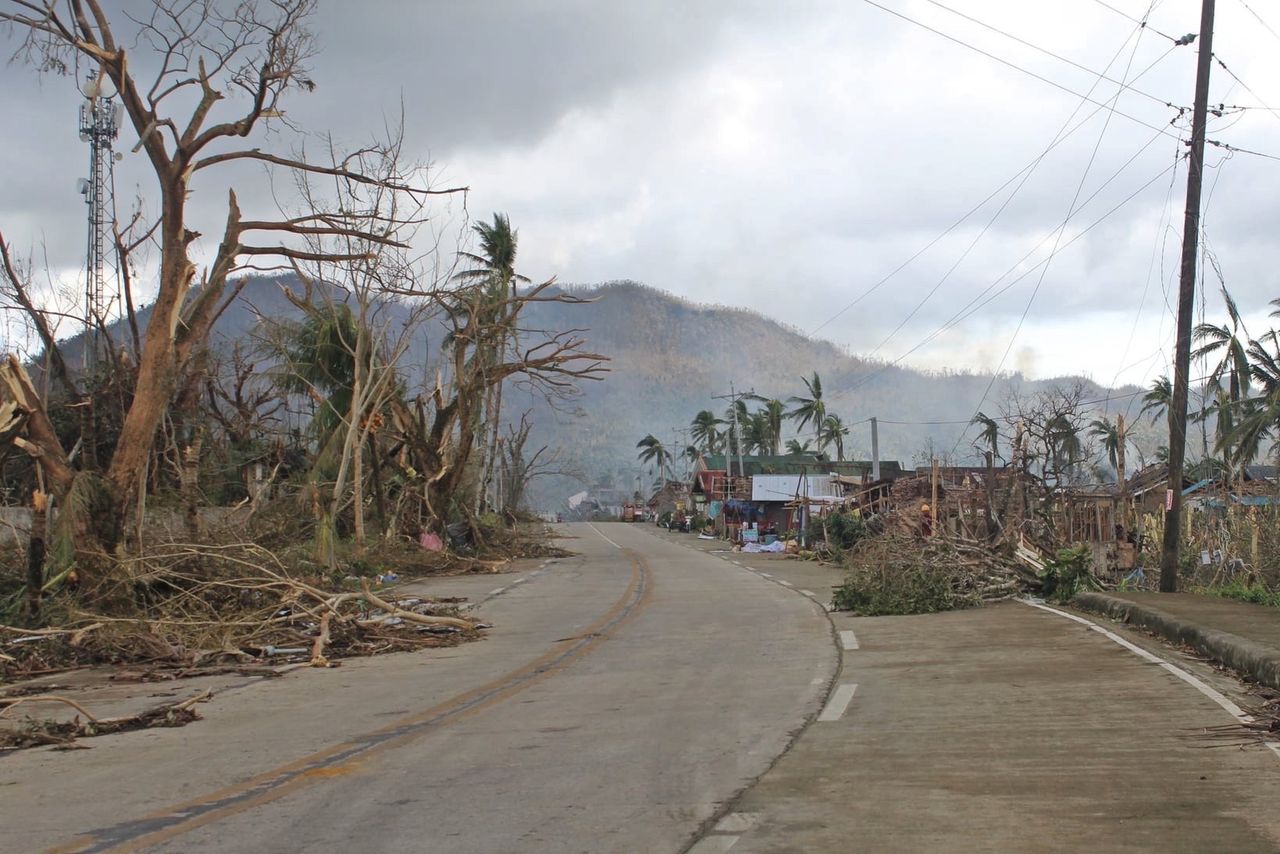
[3,0,1280,393]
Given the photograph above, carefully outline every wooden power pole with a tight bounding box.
[1161,0,1216,593]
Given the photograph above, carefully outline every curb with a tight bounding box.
[1072,591,1280,692]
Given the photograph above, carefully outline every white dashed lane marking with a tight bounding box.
[840,630,859,650]
[817,683,858,722]
[714,813,760,833]
[688,836,739,853]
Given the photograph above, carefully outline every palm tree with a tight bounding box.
[279,302,365,437]
[690,410,723,455]
[742,412,771,455]
[1229,332,1280,465]
[785,438,813,455]
[746,396,787,455]
[818,414,850,461]
[1088,417,1121,475]
[453,213,530,295]
[970,411,1001,460]
[636,434,672,482]
[1193,288,1255,483]
[453,213,531,511]
[788,372,826,442]
[1193,287,1252,405]
[1047,414,1083,482]
[761,399,786,455]
[723,399,749,458]
[1140,375,1172,425]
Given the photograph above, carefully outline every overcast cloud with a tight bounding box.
[3,0,1280,396]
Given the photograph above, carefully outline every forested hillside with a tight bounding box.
[89,276,1149,509]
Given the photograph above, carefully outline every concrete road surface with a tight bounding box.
[6,522,1280,853]
[0,523,834,853]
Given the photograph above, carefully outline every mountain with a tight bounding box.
[62,276,1154,508]
[514,281,1151,492]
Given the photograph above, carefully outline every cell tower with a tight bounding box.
[76,73,122,370]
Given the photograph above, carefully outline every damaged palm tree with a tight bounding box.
[388,279,607,537]
[0,0,467,592]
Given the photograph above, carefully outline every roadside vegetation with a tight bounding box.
[0,2,600,683]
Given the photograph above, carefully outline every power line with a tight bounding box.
[1237,0,1280,44]
[858,22,1163,367]
[825,155,1179,407]
[858,0,1186,141]
[922,0,1181,110]
[954,12,1156,455]
[1088,0,1183,43]
[1105,134,1184,407]
[812,40,1181,339]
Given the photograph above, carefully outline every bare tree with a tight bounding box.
[0,1,465,578]
[494,411,577,518]
[273,135,445,566]
[388,279,607,536]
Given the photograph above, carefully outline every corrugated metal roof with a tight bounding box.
[751,474,839,501]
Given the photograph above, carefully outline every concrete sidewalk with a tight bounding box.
[640,525,1280,852]
[1074,590,1280,691]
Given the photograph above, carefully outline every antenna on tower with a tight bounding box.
[77,71,121,371]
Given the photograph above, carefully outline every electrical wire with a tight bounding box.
[1104,134,1183,408]
[1088,0,1182,44]
[951,10,1155,454]
[922,0,1181,110]
[812,41,1180,339]
[858,24,1165,367]
[857,0,1185,142]
[1237,0,1280,45]
[825,155,1179,408]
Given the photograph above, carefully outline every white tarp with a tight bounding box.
[751,474,839,502]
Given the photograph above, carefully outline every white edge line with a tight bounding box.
[586,521,622,549]
[759,572,773,578]
[817,683,858,722]
[1020,599,1280,762]
[840,630,860,650]
[778,580,794,587]
[512,578,527,585]
[800,589,817,598]
[488,588,506,596]
[688,835,739,853]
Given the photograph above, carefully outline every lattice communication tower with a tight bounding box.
[77,74,122,369]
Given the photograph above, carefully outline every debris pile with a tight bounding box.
[1,543,485,680]
[0,690,210,751]
[833,530,1042,616]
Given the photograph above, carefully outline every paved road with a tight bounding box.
[0,523,834,853]
[7,523,1280,853]
[651,527,1280,854]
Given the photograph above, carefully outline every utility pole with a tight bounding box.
[712,385,753,485]
[985,450,996,542]
[1161,0,1216,594]
[930,457,940,537]
[1116,414,1128,534]
[870,417,881,481]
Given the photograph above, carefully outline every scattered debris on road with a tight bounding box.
[0,689,211,752]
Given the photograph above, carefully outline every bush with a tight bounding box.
[1201,580,1280,609]
[833,558,974,615]
[1039,544,1099,603]
[807,512,867,553]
